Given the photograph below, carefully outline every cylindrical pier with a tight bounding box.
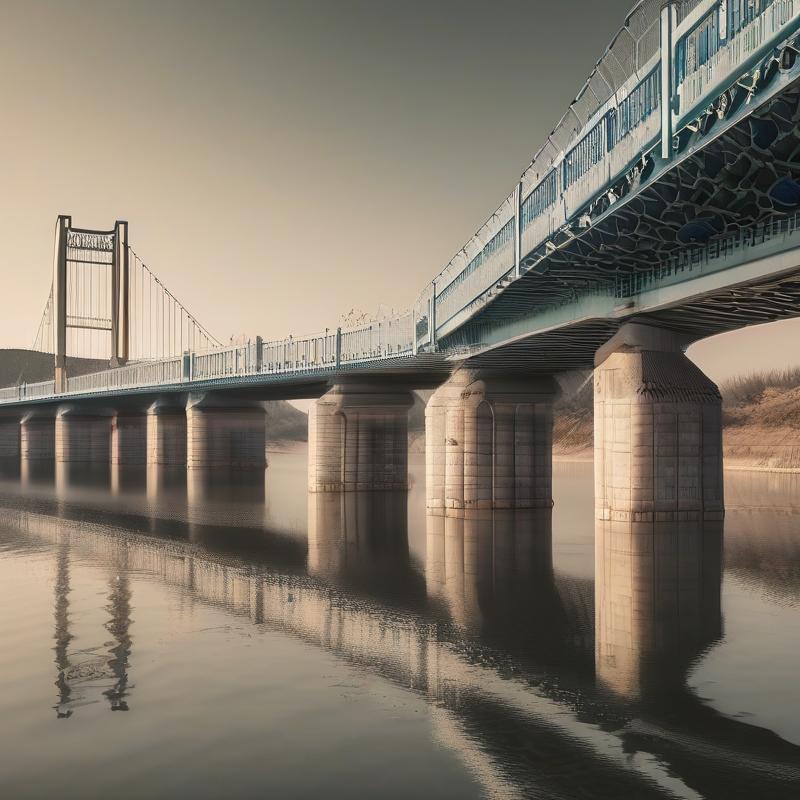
[308,383,413,492]
[112,412,148,466]
[20,411,56,462]
[593,323,724,522]
[147,402,187,466]
[55,407,112,464]
[425,370,555,510]
[0,416,20,459]
[186,398,266,469]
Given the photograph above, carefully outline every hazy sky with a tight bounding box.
[0,0,797,383]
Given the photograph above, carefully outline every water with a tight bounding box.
[0,452,799,799]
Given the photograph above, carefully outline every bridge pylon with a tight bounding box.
[53,215,131,389]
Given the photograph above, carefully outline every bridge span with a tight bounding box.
[2,0,800,519]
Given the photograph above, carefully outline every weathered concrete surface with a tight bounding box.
[425,370,555,510]
[20,411,56,462]
[147,402,187,467]
[111,412,147,466]
[55,406,112,463]
[186,398,266,469]
[594,323,724,522]
[0,417,20,459]
[308,384,413,492]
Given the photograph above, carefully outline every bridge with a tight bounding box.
[1,0,800,520]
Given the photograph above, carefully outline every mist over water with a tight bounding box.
[0,452,799,799]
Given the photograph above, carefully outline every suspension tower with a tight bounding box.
[52,215,130,392]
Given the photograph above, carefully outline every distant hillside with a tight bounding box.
[0,349,308,445]
[0,349,108,386]
[722,369,800,470]
[264,402,307,444]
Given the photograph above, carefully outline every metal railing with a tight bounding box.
[413,0,800,345]
[675,0,800,124]
[0,311,417,403]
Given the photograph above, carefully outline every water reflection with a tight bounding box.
[595,517,723,702]
[103,552,133,712]
[426,509,556,631]
[49,530,134,717]
[53,537,73,718]
[21,457,54,487]
[308,492,416,598]
[56,461,111,494]
[0,462,798,798]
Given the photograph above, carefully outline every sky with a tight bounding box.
[0,0,798,385]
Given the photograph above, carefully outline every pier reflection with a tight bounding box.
[426,509,558,632]
[308,492,416,598]
[595,517,723,702]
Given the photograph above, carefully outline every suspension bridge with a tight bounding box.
[0,0,799,514]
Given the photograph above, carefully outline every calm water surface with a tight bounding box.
[0,452,799,799]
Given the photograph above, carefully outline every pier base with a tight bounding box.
[112,412,147,466]
[147,402,187,466]
[186,398,266,469]
[308,383,413,492]
[425,370,555,510]
[594,323,724,522]
[55,407,112,464]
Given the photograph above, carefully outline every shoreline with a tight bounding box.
[269,441,800,475]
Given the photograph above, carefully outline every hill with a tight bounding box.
[0,349,108,386]
[721,369,800,470]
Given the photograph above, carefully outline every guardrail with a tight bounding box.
[0,312,417,404]
[414,0,800,346]
[0,380,57,402]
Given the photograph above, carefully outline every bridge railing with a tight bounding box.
[0,310,417,404]
[415,0,800,346]
[339,312,414,363]
[65,358,184,394]
[0,380,58,402]
[192,342,259,380]
[675,0,800,125]
[25,380,57,399]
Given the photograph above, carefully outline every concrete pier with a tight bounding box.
[594,323,724,522]
[111,412,147,466]
[595,516,723,699]
[425,370,555,510]
[20,411,56,462]
[186,397,266,469]
[308,383,413,492]
[147,402,187,466]
[55,407,112,464]
[0,416,20,459]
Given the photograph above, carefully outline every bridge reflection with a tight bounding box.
[0,471,798,797]
[595,517,724,702]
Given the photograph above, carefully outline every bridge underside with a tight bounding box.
[451,74,800,368]
[463,260,800,372]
